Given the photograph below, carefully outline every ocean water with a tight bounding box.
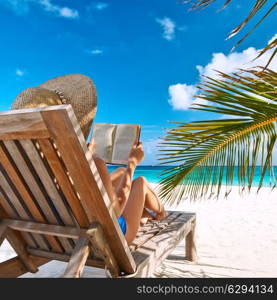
[107,165,277,186]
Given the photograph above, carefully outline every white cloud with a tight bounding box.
[16,69,25,76]
[58,6,79,18]
[86,2,109,12]
[1,0,79,19]
[168,34,277,110]
[168,84,197,110]
[95,2,109,10]
[168,84,208,110]
[196,46,277,80]
[85,49,103,55]
[156,17,176,41]
[39,0,55,12]
[40,0,79,19]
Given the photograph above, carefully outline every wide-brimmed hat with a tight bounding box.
[11,74,97,140]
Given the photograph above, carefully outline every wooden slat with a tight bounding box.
[132,213,195,277]
[0,256,50,278]
[131,212,178,243]
[130,212,181,251]
[20,139,76,252]
[27,248,105,269]
[0,109,49,140]
[3,140,73,253]
[0,190,37,248]
[4,219,86,239]
[37,139,89,227]
[31,233,49,250]
[0,167,49,250]
[132,212,176,238]
[133,212,175,239]
[136,222,157,237]
[41,106,136,274]
[0,166,31,219]
[63,235,90,278]
[20,140,75,226]
[2,141,58,221]
[130,223,167,252]
[0,144,62,252]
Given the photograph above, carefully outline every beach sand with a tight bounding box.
[1,185,276,278]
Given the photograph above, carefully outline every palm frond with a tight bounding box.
[158,68,277,205]
[183,0,277,67]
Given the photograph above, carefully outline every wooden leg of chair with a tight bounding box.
[63,235,90,278]
[87,223,120,278]
[186,220,197,262]
[1,207,38,273]
[6,229,38,273]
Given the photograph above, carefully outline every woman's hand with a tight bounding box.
[128,142,144,166]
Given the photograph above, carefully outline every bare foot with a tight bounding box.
[140,217,149,225]
[140,208,155,225]
[154,206,168,221]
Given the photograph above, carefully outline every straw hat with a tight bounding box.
[12,74,97,140]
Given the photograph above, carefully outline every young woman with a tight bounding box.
[88,139,167,245]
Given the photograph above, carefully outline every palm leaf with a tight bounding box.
[158,68,277,205]
[183,0,277,67]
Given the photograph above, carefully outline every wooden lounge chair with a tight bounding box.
[0,105,197,278]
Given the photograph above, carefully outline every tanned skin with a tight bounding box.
[88,140,167,245]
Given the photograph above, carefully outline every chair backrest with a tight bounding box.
[0,105,136,274]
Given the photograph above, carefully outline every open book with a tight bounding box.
[92,123,141,165]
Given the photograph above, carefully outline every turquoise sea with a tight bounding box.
[107,165,277,186]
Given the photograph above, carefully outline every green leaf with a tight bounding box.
[184,0,276,68]
[159,68,277,205]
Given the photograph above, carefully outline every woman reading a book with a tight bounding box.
[12,73,166,246]
[88,139,167,245]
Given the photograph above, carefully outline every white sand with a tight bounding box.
[1,185,276,278]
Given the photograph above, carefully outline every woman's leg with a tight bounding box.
[109,168,163,221]
[122,176,166,245]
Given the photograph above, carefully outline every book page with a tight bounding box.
[111,124,140,165]
[92,123,115,162]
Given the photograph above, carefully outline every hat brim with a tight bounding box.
[40,74,97,140]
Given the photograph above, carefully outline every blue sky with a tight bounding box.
[0,0,276,164]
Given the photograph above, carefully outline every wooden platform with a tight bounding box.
[126,211,196,277]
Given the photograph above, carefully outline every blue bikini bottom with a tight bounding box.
[118,215,127,235]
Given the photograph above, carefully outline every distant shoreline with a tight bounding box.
[108,165,277,167]
[107,165,277,186]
